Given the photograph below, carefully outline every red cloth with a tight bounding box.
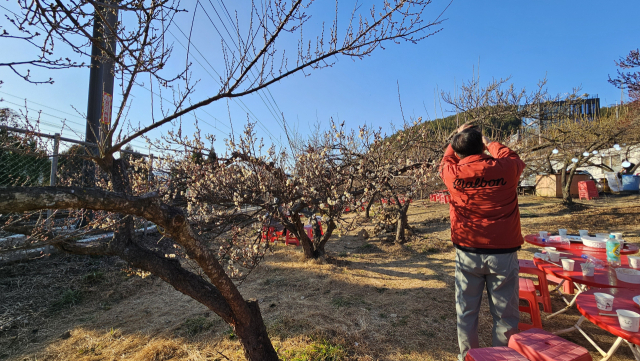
[440,142,525,249]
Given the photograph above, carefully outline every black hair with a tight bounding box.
[451,129,485,158]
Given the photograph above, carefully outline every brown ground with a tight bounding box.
[2,194,640,360]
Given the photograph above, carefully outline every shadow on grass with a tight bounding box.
[2,237,638,361]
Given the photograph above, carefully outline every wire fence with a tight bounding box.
[0,144,51,187]
[0,125,160,263]
[0,125,155,188]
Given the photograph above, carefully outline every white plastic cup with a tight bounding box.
[628,256,640,269]
[562,258,575,271]
[581,263,595,276]
[595,233,609,239]
[611,232,623,240]
[539,231,549,239]
[579,230,589,236]
[548,251,560,262]
[559,229,568,236]
[594,292,614,311]
[616,309,640,332]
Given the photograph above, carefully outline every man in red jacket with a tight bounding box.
[440,125,525,360]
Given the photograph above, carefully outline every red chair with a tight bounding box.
[465,347,529,361]
[508,328,592,361]
[284,230,301,246]
[261,226,283,243]
[518,260,552,313]
[578,180,598,200]
[518,278,543,331]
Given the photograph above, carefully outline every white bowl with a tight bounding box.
[582,236,607,249]
[616,309,640,332]
[628,256,640,269]
[594,292,614,311]
[616,268,640,284]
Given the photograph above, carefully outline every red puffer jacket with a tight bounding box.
[439,142,526,250]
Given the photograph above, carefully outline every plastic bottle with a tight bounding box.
[581,254,606,269]
[606,234,621,267]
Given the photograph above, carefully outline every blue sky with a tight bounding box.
[0,1,638,154]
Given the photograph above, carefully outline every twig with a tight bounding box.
[216,350,231,360]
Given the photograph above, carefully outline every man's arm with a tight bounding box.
[439,144,459,185]
[439,123,475,184]
[485,140,526,178]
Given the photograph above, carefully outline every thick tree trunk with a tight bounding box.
[365,191,378,219]
[234,300,279,361]
[109,157,135,245]
[289,213,315,258]
[560,164,577,205]
[395,202,410,244]
[311,219,336,258]
[287,213,337,259]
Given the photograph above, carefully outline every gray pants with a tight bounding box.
[455,249,520,361]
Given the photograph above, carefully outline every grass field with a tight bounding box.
[2,194,640,360]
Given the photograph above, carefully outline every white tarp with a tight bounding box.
[604,172,623,192]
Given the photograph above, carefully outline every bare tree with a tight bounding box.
[441,76,550,139]
[0,1,447,359]
[261,121,362,259]
[351,119,446,244]
[609,48,640,103]
[536,108,640,204]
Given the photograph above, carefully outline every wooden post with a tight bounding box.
[46,134,60,224]
[144,153,154,237]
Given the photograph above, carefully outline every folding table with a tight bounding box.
[533,252,640,318]
[556,288,640,361]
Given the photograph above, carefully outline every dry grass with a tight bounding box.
[2,195,640,360]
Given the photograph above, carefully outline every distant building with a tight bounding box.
[539,95,600,125]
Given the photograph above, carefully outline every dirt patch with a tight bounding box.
[2,197,640,360]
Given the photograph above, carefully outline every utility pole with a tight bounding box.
[80,2,118,228]
[84,1,118,179]
[538,102,542,145]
